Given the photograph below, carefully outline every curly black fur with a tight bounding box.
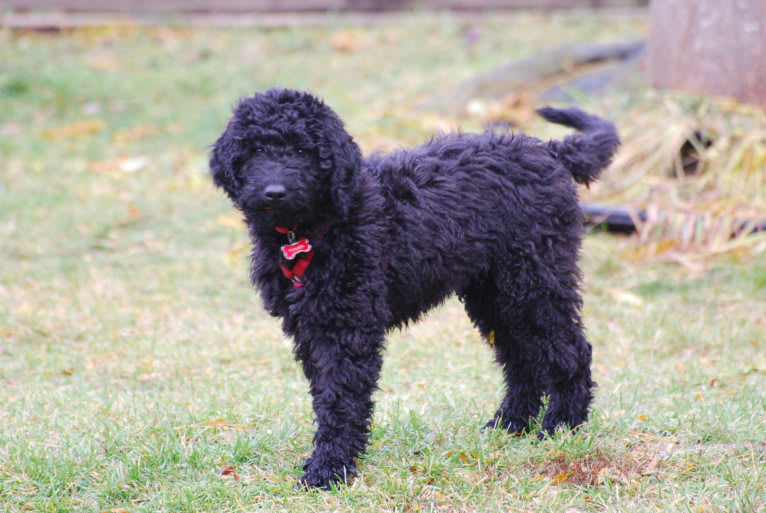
[210,88,620,489]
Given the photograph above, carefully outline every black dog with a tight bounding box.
[210,88,619,489]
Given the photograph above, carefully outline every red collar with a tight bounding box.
[275,225,327,287]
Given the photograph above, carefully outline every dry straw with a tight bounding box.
[587,94,766,268]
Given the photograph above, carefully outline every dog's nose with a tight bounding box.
[264,184,287,202]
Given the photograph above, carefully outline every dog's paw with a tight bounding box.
[297,467,347,491]
[482,416,527,436]
[297,458,354,491]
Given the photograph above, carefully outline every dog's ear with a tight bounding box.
[209,127,240,203]
[320,131,363,219]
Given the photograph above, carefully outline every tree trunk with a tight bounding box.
[647,0,766,107]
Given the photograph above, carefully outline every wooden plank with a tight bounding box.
[1,0,645,12]
[3,0,361,11]
[0,8,646,29]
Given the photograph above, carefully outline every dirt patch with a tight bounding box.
[536,449,653,487]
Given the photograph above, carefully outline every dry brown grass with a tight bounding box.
[584,95,766,268]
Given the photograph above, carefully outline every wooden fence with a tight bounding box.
[1,0,648,12]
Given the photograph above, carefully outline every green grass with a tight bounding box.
[1,10,764,513]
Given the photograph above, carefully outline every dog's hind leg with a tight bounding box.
[492,262,595,437]
[483,327,545,434]
[460,281,543,435]
[537,324,594,437]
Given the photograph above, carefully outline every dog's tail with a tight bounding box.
[537,107,620,186]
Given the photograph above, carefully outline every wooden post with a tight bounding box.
[646,0,766,107]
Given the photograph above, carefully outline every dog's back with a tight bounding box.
[366,111,618,327]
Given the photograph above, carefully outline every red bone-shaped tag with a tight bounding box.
[281,238,312,260]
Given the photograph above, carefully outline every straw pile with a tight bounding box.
[585,94,766,268]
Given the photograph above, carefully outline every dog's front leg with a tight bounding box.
[295,327,384,490]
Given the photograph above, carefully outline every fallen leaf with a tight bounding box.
[643,455,659,476]
[331,30,363,52]
[112,125,158,144]
[119,157,148,173]
[607,289,644,308]
[551,472,568,484]
[749,358,766,373]
[40,119,105,140]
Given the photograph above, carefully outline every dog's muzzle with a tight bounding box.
[264,184,288,204]
[242,183,289,212]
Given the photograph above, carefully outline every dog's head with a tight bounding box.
[210,89,363,230]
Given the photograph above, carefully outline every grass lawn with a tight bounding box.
[1,10,764,513]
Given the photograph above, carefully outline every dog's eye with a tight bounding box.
[296,148,304,154]
[255,146,265,153]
